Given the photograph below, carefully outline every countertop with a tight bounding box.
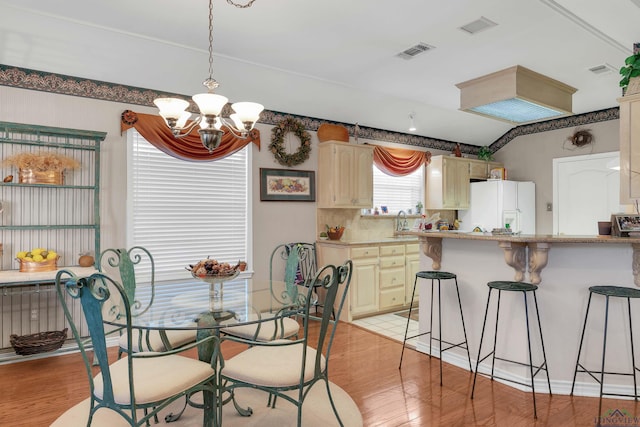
[395,230,640,244]
[316,236,419,246]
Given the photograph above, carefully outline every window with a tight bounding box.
[127,130,250,282]
[372,165,424,214]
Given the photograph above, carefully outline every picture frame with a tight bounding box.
[611,214,640,237]
[260,168,315,202]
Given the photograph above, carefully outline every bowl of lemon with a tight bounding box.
[16,248,59,272]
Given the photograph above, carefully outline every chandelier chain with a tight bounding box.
[208,0,214,80]
[226,0,257,8]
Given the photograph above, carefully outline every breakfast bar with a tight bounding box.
[397,230,640,285]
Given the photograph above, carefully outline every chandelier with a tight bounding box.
[154,0,263,152]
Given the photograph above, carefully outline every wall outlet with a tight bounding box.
[30,309,38,321]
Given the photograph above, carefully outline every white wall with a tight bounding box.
[494,120,621,234]
[0,86,318,283]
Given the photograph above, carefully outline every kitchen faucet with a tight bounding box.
[396,210,409,232]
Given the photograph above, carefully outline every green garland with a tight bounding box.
[269,117,311,167]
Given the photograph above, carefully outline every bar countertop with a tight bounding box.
[395,230,640,244]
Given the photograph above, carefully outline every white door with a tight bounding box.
[553,152,623,235]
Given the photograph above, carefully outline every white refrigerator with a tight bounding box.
[459,180,536,234]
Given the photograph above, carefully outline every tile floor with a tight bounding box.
[351,311,420,348]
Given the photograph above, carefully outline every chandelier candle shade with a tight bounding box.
[153,0,263,152]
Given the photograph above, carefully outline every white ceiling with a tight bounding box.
[0,0,638,146]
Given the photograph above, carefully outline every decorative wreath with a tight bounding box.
[269,117,311,167]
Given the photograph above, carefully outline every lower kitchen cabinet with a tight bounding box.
[317,240,418,321]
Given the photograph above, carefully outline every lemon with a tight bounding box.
[46,252,57,260]
[32,254,44,262]
[16,251,27,259]
[23,257,33,262]
[31,248,44,255]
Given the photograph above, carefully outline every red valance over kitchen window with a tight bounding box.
[120,110,260,161]
[373,145,431,176]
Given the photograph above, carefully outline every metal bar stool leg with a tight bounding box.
[627,297,639,401]
[399,275,419,369]
[471,288,493,399]
[454,277,473,371]
[598,295,611,418]
[523,291,537,419]
[533,290,552,395]
[438,278,443,385]
[429,278,435,359]
[571,292,593,395]
[490,290,502,379]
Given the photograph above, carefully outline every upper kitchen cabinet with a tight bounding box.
[468,158,503,180]
[426,155,471,210]
[619,93,640,203]
[318,141,373,208]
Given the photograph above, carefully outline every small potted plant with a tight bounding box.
[477,146,493,161]
[620,50,640,96]
[415,201,423,214]
[319,231,328,240]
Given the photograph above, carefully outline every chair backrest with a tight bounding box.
[98,246,155,317]
[270,242,318,288]
[55,270,136,414]
[301,260,353,377]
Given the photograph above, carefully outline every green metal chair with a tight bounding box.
[99,247,196,355]
[221,243,316,342]
[220,260,353,426]
[54,270,219,427]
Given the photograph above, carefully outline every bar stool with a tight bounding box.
[399,271,472,386]
[471,281,551,419]
[570,285,640,417]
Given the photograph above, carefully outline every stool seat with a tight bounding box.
[416,271,457,280]
[488,281,538,292]
[589,285,640,298]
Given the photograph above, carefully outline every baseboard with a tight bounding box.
[415,341,639,399]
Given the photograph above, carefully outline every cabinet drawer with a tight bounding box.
[380,287,404,309]
[350,246,379,259]
[380,245,405,257]
[405,243,419,254]
[380,266,405,289]
[379,255,405,269]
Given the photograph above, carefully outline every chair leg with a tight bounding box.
[471,288,493,399]
[429,278,435,359]
[571,292,593,395]
[437,278,443,386]
[491,290,502,379]
[323,378,345,427]
[532,291,552,395]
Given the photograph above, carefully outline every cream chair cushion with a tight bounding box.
[223,342,326,387]
[118,327,197,352]
[221,315,300,342]
[93,354,214,404]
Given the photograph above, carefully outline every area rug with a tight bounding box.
[51,381,362,427]
[394,309,419,322]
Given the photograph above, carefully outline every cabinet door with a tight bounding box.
[443,158,470,209]
[353,146,373,208]
[620,94,640,202]
[351,259,379,316]
[455,160,470,209]
[333,144,356,206]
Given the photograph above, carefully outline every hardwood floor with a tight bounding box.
[1,322,638,426]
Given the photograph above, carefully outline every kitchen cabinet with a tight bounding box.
[427,155,470,209]
[378,244,405,310]
[405,243,420,305]
[619,93,640,203]
[317,240,418,321]
[427,155,503,209]
[318,140,373,208]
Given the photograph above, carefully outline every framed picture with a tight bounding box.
[611,214,640,237]
[260,168,315,202]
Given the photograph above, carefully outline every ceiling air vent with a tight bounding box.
[459,16,498,35]
[396,42,435,60]
[588,63,616,75]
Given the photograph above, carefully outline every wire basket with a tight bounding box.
[10,328,68,355]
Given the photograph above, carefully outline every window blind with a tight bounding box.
[128,130,249,282]
[372,165,424,214]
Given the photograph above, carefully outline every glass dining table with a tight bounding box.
[103,275,308,427]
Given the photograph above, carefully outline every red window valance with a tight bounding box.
[373,145,431,177]
[120,110,260,161]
